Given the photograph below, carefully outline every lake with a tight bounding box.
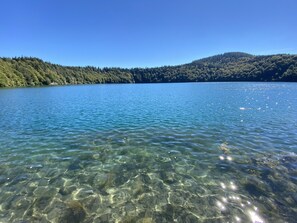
[0,82,297,223]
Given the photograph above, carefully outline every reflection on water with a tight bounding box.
[0,83,297,222]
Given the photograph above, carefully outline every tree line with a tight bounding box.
[0,52,296,87]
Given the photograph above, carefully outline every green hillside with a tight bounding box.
[1,52,297,87]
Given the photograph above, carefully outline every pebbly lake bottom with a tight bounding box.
[1,127,297,223]
[0,83,297,222]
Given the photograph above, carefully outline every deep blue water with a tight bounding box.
[0,82,297,222]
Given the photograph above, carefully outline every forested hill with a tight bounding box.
[0,52,297,87]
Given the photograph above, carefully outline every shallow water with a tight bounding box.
[0,82,297,223]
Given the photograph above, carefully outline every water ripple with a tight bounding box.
[0,83,297,222]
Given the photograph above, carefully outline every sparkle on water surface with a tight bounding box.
[0,82,297,222]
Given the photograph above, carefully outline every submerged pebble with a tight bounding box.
[59,200,86,223]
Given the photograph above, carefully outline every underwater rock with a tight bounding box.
[274,165,289,175]
[11,174,30,184]
[219,142,230,154]
[112,190,131,205]
[119,215,138,223]
[281,154,297,163]
[68,185,78,194]
[215,162,234,172]
[153,211,174,222]
[78,153,94,161]
[27,164,43,171]
[58,188,68,196]
[252,156,279,169]
[120,211,154,223]
[92,153,100,160]
[132,173,151,197]
[82,195,102,213]
[123,202,136,214]
[74,188,95,200]
[43,168,62,178]
[168,190,192,207]
[284,196,296,206]
[280,155,297,171]
[159,171,176,184]
[13,220,30,223]
[2,195,26,211]
[176,213,199,223]
[118,149,128,156]
[74,173,94,185]
[45,198,66,221]
[292,193,297,203]
[94,172,116,190]
[94,173,109,189]
[243,177,269,197]
[12,197,31,213]
[259,196,278,211]
[133,183,150,197]
[58,200,86,223]
[0,176,7,185]
[138,173,151,184]
[137,193,159,208]
[33,186,57,198]
[138,217,155,223]
[114,173,129,187]
[269,177,295,194]
[38,178,50,187]
[94,213,113,223]
[58,185,77,196]
[34,196,53,211]
[120,163,137,172]
[95,170,130,189]
[68,160,82,171]
[161,204,189,221]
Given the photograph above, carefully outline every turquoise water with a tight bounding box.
[0,82,297,223]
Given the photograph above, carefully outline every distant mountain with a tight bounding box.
[191,52,254,64]
[1,52,297,87]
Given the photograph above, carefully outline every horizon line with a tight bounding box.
[1,51,296,69]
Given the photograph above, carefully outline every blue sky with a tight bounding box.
[1,0,296,68]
